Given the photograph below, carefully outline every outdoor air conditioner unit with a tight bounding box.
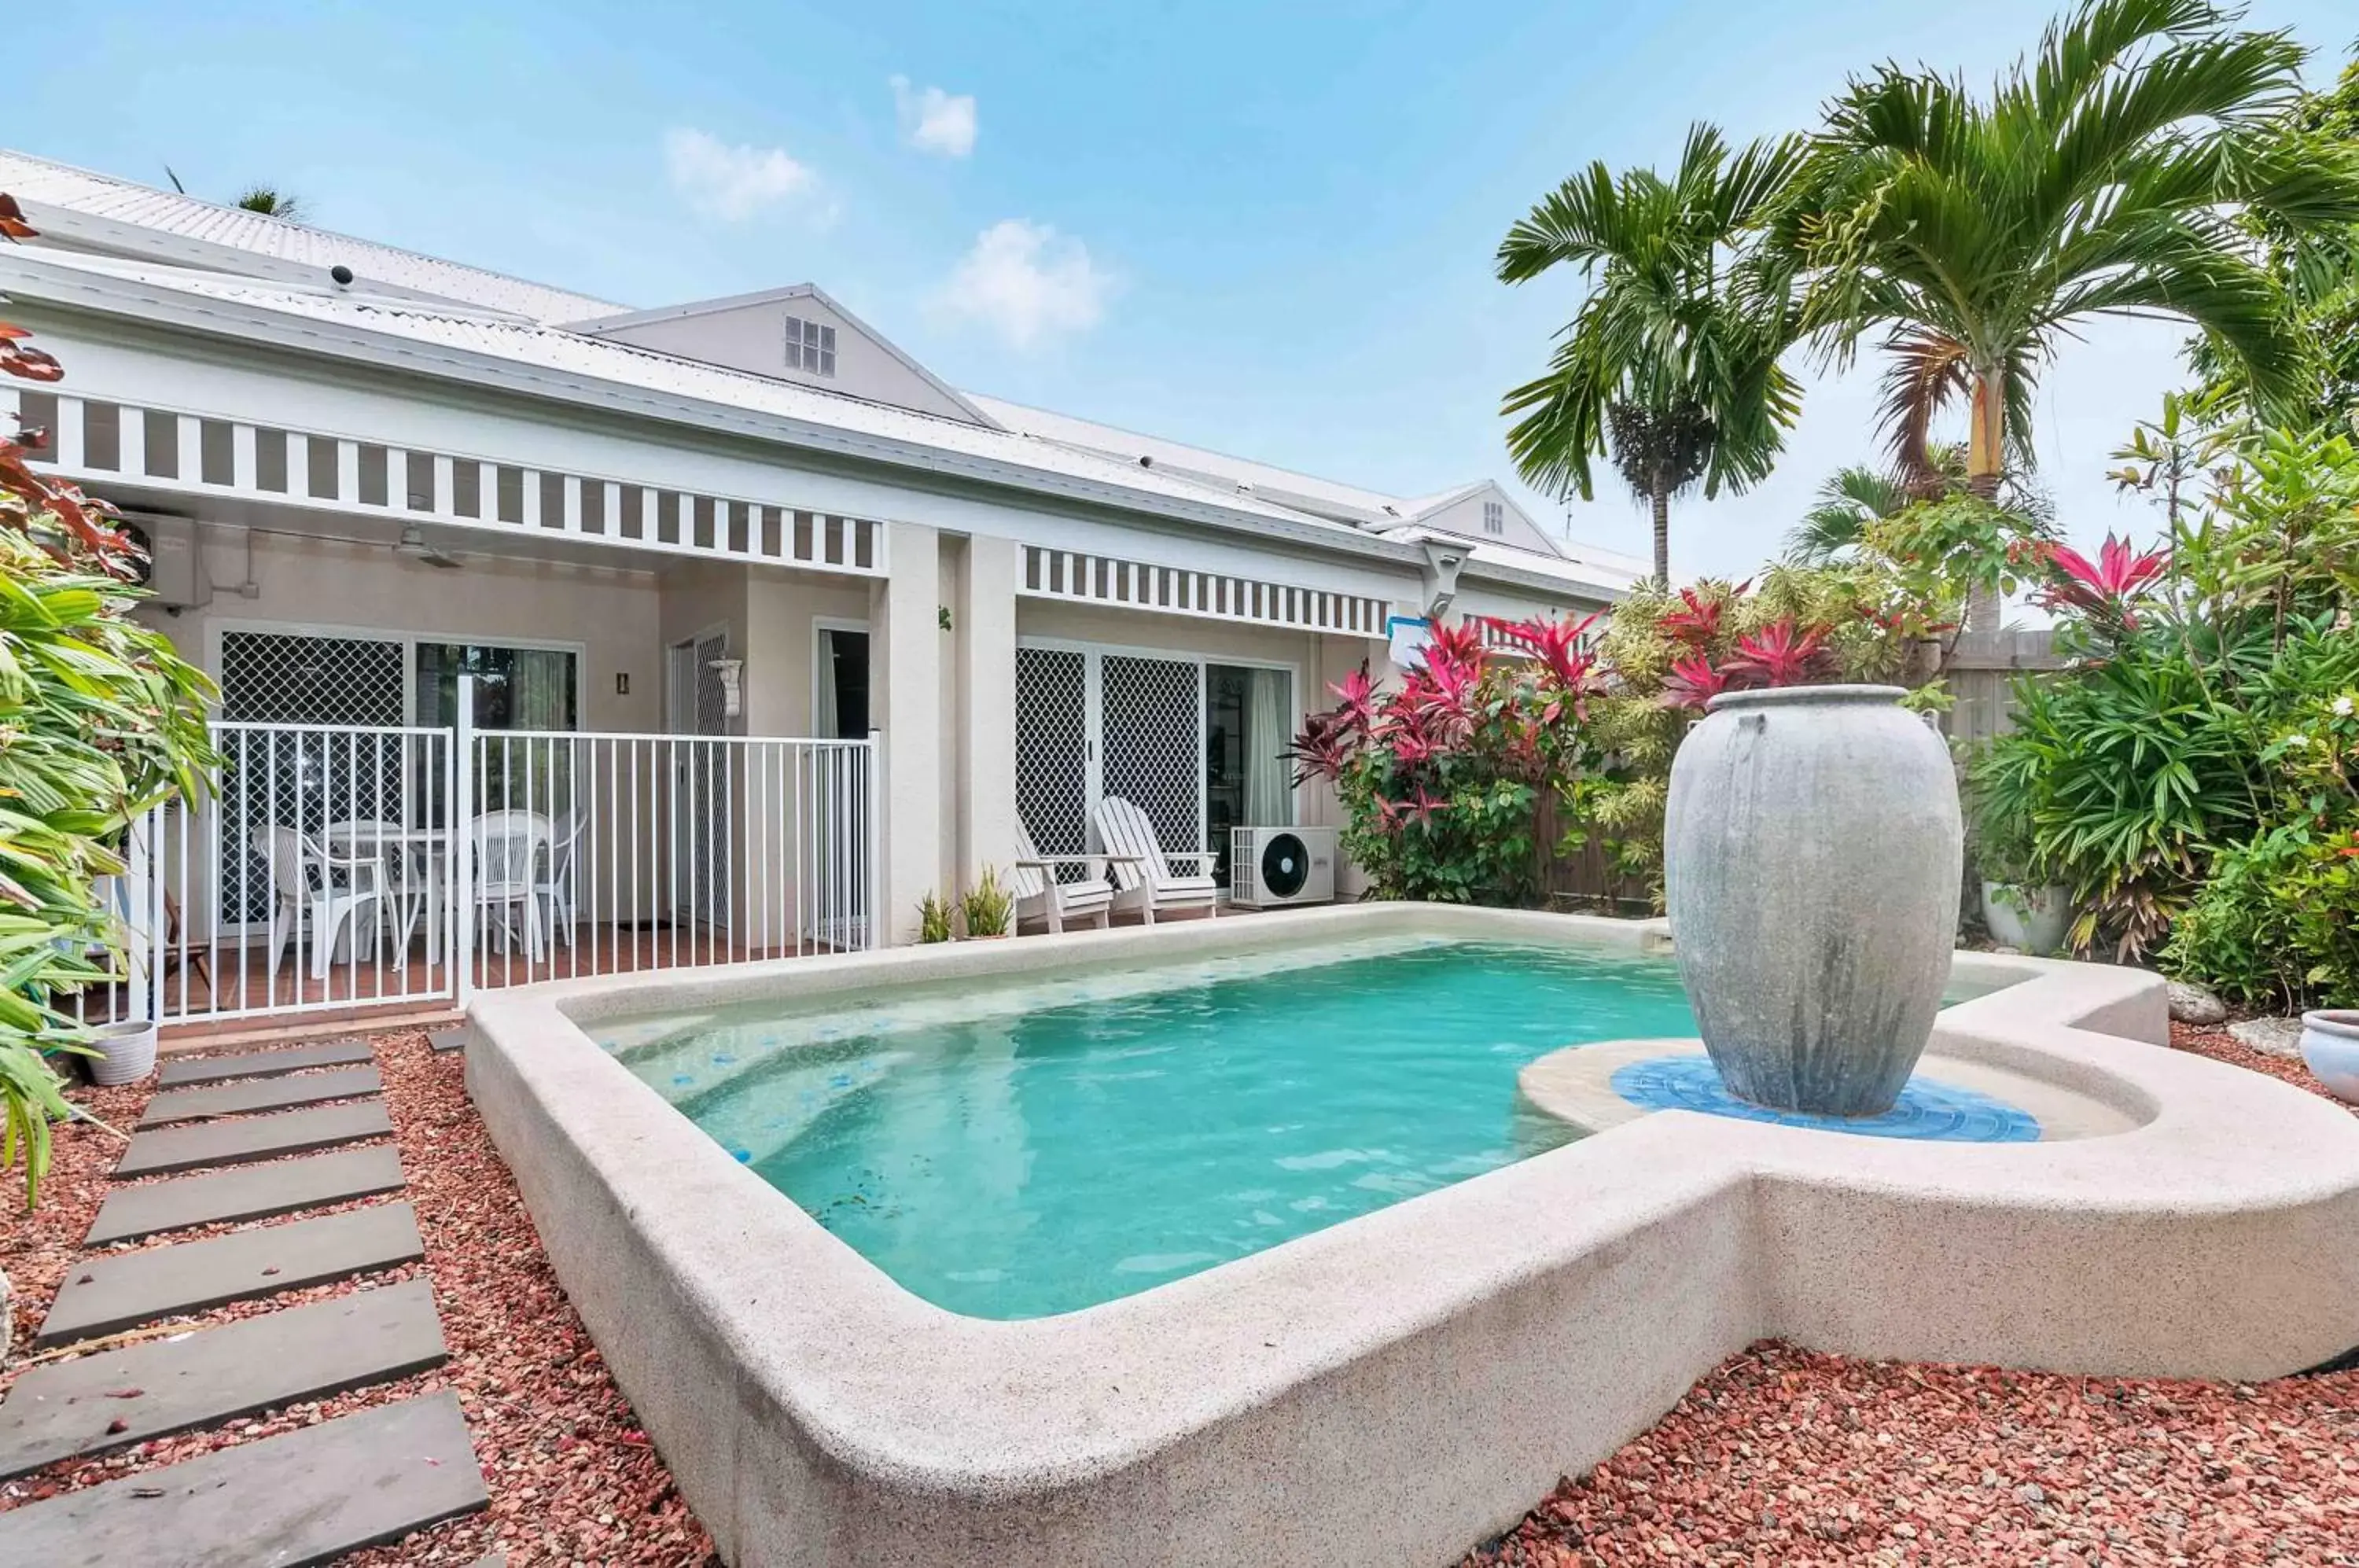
[1229,826,1338,908]
[117,512,209,609]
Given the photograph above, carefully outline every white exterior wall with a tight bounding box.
[1433,486,1559,560]
[586,294,981,425]
[142,526,663,732]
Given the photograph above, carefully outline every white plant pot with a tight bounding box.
[86,1019,159,1086]
[1981,882,2073,956]
[1665,684,1963,1117]
[2300,1010,2359,1106]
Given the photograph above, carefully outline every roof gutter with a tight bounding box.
[0,254,1430,573]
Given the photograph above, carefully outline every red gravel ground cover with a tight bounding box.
[7,1020,2353,1566]
[1459,1023,2359,1567]
[0,1032,715,1566]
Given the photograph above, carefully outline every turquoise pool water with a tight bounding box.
[602,938,1702,1319]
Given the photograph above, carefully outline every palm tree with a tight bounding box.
[1776,0,2359,535]
[1498,124,1805,585]
[234,186,304,221]
[1785,462,1912,563]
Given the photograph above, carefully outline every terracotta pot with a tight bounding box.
[1665,685,1963,1117]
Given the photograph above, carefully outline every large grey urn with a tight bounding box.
[1664,684,1963,1116]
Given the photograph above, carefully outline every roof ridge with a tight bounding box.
[0,147,626,318]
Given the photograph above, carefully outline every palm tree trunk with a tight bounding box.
[1650,484,1671,587]
[1963,370,2006,633]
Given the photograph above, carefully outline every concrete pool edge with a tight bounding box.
[463,904,2359,1568]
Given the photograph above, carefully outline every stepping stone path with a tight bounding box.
[139,1065,383,1126]
[0,1036,492,1563]
[114,1100,394,1178]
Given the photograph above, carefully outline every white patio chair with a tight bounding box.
[326,818,422,954]
[1088,796,1220,925]
[263,825,387,981]
[470,809,551,961]
[536,808,587,949]
[1010,819,1119,934]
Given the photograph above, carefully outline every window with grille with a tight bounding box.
[1483,499,1504,536]
[785,315,838,377]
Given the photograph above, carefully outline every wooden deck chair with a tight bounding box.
[1010,819,1117,933]
[1088,796,1220,924]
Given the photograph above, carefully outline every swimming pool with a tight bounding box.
[602,938,1698,1316]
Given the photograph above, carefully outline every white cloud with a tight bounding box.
[890,75,978,158]
[663,127,815,221]
[937,219,1115,349]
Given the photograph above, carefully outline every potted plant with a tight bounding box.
[1966,764,2071,955]
[917,893,954,944]
[960,867,1014,940]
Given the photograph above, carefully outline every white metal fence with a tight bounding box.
[79,690,879,1029]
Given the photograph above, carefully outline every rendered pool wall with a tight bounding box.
[465,903,2359,1568]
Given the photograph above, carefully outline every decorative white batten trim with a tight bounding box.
[4,385,887,579]
[1020,543,1389,637]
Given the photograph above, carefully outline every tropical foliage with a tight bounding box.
[1973,414,2359,985]
[1,200,216,1205]
[1773,0,2359,508]
[1497,126,1802,583]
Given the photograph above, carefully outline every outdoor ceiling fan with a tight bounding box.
[393,524,464,569]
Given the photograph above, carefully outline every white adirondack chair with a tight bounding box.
[1010,819,1118,933]
[1089,796,1220,924]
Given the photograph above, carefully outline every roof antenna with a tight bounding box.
[164,164,186,194]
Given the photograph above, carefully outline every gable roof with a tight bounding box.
[0,149,624,324]
[570,283,1001,429]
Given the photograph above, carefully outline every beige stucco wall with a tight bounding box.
[139,526,662,731]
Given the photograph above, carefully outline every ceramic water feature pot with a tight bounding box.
[1664,685,1963,1117]
[2300,1010,2359,1105]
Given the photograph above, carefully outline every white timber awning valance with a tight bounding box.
[1020,543,1390,637]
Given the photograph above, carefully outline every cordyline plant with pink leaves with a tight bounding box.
[1294,560,1949,907]
[1289,615,1606,904]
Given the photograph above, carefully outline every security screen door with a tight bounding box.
[1014,644,1205,862]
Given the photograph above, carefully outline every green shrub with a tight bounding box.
[916,892,953,944]
[2160,827,2315,1009]
[959,867,1014,938]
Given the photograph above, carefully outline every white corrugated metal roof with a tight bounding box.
[0,149,624,324]
[0,247,1408,550]
[965,392,1415,525]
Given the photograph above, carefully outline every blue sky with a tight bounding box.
[17,1,2357,581]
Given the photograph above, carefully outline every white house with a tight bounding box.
[0,149,1640,1029]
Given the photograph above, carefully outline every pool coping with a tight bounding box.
[465,904,2359,1568]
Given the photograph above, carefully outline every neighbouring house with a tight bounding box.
[0,148,1640,1030]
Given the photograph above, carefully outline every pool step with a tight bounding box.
[138,1066,383,1126]
[0,1390,486,1566]
[35,1202,424,1349]
[0,1279,446,1480]
[154,1037,375,1088]
[87,1147,409,1246]
[115,1101,393,1179]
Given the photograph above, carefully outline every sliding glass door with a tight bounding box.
[1014,641,1294,874]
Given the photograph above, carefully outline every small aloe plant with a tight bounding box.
[959,867,1014,939]
[917,892,954,944]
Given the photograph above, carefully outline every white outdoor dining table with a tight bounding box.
[323,825,454,966]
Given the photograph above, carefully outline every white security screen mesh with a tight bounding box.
[1015,646,1089,855]
[1101,654,1203,863]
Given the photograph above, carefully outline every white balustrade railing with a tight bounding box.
[75,705,879,1029]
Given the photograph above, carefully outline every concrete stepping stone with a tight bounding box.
[0,1389,486,1566]
[35,1202,424,1350]
[0,1279,446,1480]
[429,1028,469,1054]
[87,1146,408,1246]
[139,1066,383,1127]
[115,1101,392,1179]
[155,1037,374,1088]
